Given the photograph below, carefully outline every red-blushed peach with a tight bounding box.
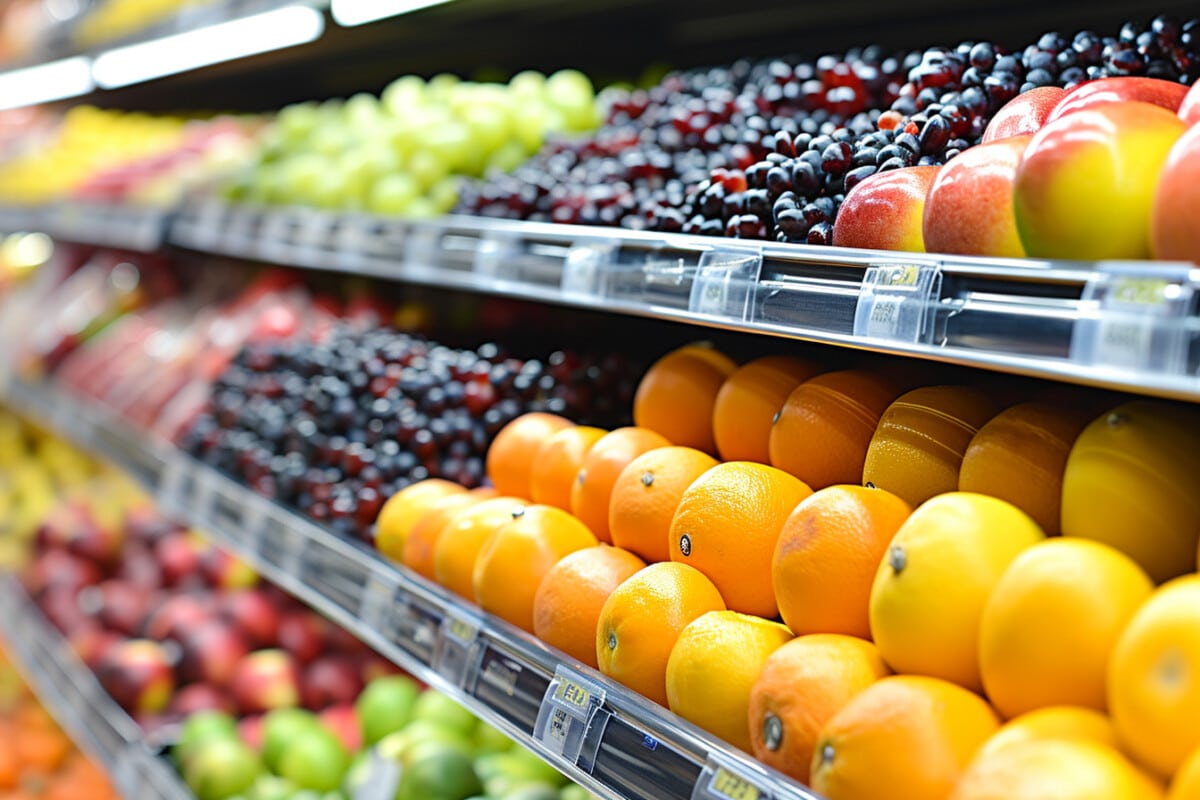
[1151,123,1200,263]
[1179,81,1200,127]
[832,166,941,252]
[1014,101,1186,260]
[923,135,1031,257]
[1046,77,1190,124]
[982,88,1064,143]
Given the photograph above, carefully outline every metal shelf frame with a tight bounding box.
[3,377,821,800]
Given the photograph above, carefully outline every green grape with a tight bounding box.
[487,141,528,174]
[277,101,320,144]
[427,176,461,214]
[423,122,471,172]
[343,92,383,133]
[408,149,450,190]
[382,74,426,117]
[367,173,420,215]
[461,104,512,156]
[508,70,546,99]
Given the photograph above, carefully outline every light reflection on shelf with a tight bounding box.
[0,56,93,110]
[330,0,455,27]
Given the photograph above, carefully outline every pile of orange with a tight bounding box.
[0,650,120,800]
[372,341,1200,800]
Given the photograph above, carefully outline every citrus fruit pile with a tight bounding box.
[375,343,1200,800]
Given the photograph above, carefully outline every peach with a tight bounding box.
[982,87,1064,143]
[231,649,301,715]
[923,135,1031,257]
[96,639,176,715]
[1151,123,1200,263]
[1014,101,1186,260]
[832,166,941,252]
[1180,81,1200,126]
[1046,77,1191,123]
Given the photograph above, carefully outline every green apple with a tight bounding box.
[382,75,427,117]
[174,710,238,768]
[558,785,590,800]
[246,774,294,800]
[476,749,567,795]
[183,737,263,800]
[377,719,474,764]
[276,726,350,793]
[355,675,421,745]
[261,708,323,772]
[412,690,479,738]
[473,720,514,755]
[395,742,482,800]
[1014,100,1186,259]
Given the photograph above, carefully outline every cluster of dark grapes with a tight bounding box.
[180,326,639,542]
[458,15,1199,245]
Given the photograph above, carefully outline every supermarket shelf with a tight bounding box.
[0,574,194,800]
[10,197,1199,403]
[3,377,821,800]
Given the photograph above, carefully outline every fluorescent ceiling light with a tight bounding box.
[0,56,93,110]
[91,5,324,89]
[331,0,454,27]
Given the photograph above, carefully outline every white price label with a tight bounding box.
[853,262,942,343]
[688,249,764,319]
[432,611,483,688]
[532,666,608,765]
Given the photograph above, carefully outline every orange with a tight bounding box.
[402,491,487,581]
[768,370,900,489]
[529,426,607,511]
[633,344,737,454]
[15,728,69,774]
[810,674,1000,800]
[773,485,911,638]
[951,739,1164,800]
[712,355,822,463]
[976,706,1121,762]
[570,427,672,543]
[532,545,647,668]
[1169,745,1200,800]
[431,496,526,600]
[595,562,726,706]
[472,504,599,632]
[374,478,466,562]
[979,538,1154,719]
[608,446,719,563]
[669,461,812,618]
[862,385,999,508]
[869,492,1045,692]
[748,634,891,784]
[1062,401,1200,583]
[486,412,574,500]
[0,744,15,790]
[1109,574,1200,778]
[665,610,793,752]
[959,402,1090,535]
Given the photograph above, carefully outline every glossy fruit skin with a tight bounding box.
[570,427,672,543]
[1045,76,1191,123]
[980,87,1064,142]
[832,166,942,252]
[608,446,719,564]
[975,706,1121,762]
[1150,123,1200,262]
[712,356,822,464]
[633,345,737,455]
[1013,100,1186,260]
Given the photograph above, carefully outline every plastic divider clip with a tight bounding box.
[691,754,772,800]
[431,609,484,688]
[562,240,618,297]
[852,262,942,343]
[1070,261,1199,375]
[688,249,764,320]
[532,665,609,772]
[473,231,523,280]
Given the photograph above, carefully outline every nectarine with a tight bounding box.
[1046,76,1190,123]
[1151,123,1200,263]
[832,166,941,253]
[982,88,1064,143]
[923,136,1031,257]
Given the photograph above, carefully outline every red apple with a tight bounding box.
[168,683,238,717]
[38,586,89,635]
[982,87,1065,143]
[67,623,123,670]
[832,166,942,252]
[300,655,363,711]
[237,714,265,751]
[114,544,164,591]
[177,621,252,687]
[318,704,362,753]
[1046,77,1191,124]
[201,549,259,590]
[155,532,205,587]
[218,590,282,649]
[323,620,362,654]
[77,580,154,637]
[1151,123,1200,263]
[142,594,214,642]
[23,548,102,600]
[230,650,301,715]
[922,135,1032,257]
[278,612,330,665]
[96,639,176,715]
[1180,81,1200,126]
[124,508,178,546]
[65,514,125,570]
[1014,100,1186,259]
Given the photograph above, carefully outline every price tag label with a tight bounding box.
[1071,262,1198,374]
[532,666,608,766]
[688,249,764,320]
[390,593,440,663]
[691,756,772,800]
[431,610,483,688]
[357,571,397,630]
[852,262,942,343]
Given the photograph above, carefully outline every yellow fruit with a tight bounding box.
[979,538,1154,718]
[748,634,891,784]
[1109,575,1200,778]
[976,706,1122,762]
[1169,745,1200,800]
[869,492,1045,692]
[665,610,792,753]
[862,385,999,509]
[1062,401,1200,583]
[374,479,466,561]
[811,674,1000,800]
[951,739,1164,800]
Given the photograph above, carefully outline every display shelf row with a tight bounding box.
[2,376,821,800]
[6,198,1200,403]
[0,573,193,800]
